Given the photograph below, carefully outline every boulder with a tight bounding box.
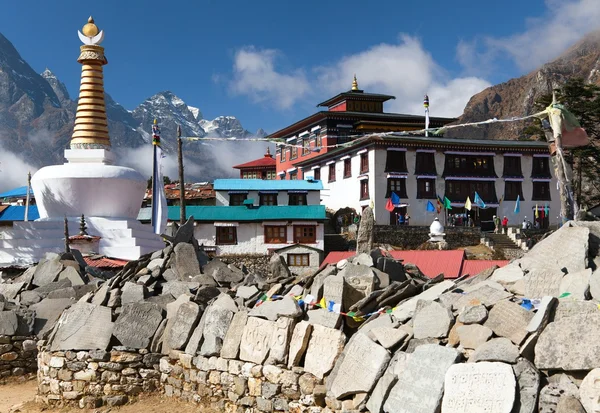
[113,303,164,349]
[32,258,64,287]
[171,243,201,280]
[469,337,519,363]
[50,303,113,351]
[413,300,453,339]
[355,206,374,255]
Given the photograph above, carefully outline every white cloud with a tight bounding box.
[0,145,38,193]
[458,0,600,73]
[316,35,491,117]
[228,47,311,110]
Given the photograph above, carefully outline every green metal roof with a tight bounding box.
[137,205,326,222]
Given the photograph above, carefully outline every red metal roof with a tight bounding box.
[233,156,277,170]
[83,256,129,269]
[321,250,506,280]
[460,260,509,277]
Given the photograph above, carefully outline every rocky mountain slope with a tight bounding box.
[0,32,264,181]
[451,30,600,140]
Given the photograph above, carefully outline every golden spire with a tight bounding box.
[71,16,110,150]
[351,74,359,91]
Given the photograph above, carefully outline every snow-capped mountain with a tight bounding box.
[199,115,250,138]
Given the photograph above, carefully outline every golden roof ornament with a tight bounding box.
[82,16,99,37]
[351,74,359,91]
[78,16,104,45]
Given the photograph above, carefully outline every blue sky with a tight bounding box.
[1,0,599,134]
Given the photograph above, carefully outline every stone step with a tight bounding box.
[99,237,164,249]
[0,246,63,266]
[0,238,65,248]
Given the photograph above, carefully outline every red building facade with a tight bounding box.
[269,76,456,180]
[233,148,277,179]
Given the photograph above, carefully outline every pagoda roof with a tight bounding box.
[317,90,395,108]
[233,156,277,169]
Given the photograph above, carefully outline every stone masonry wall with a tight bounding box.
[373,226,481,249]
[0,335,37,377]
[219,255,271,278]
[37,346,326,412]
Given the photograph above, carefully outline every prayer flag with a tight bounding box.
[319,297,326,309]
[514,195,521,214]
[391,192,401,205]
[443,196,452,210]
[465,196,472,211]
[535,204,539,219]
[426,200,435,212]
[474,192,487,209]
[385,197,394,212]
[436,196,443,214]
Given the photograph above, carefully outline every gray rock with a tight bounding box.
[190,273,217,286]
[32,258,64,287]
[265,317,295,365]
[57,266,86,286]
[33,278,72,297]
[579,368,600,413]
[524,268,564,298]
[457,305,488,324]
[553,300,599,322]
[512,358,541,413]
[121,282,146,305]
[0,294,4,311]
[359,314,399,337]
[113,303,164,349]
[184,307,208,355]
[377,257,406,283]
[19,290,42,306]
[0,282,25,300]
[489,263,524,285]
[330,332,390,399]
[392,280,455,322]
[339,264,375,309]
[147,258,164,271]
[199,303,234,356]
[369,327,408,349]
[453,284,512,311]
[164,301,201,352]
[456,324,492,350]
[146,294,175,311]
[557,396,586,413]
[539,376,579,413]
[309,265,336,298]
[306,275,345,329]
[356,206,374,255]
[590,269,600,300]
[270,253,292,280]
[535,314,600,370]
[366,372,397,413]
[559,268,592,300]
[150,250,163,260]
[236,285,259,300]
[220,310,248,359]
[413,300,453,339]
[162,280,196,299]
[46,287,76,299]
[211,264,244,285]
[0,310,18,335]
[484,300,534,345]
[31,298,73,338]
[248,296,302,321]
[526,296,557,333]
[239,317,275,364]
[405,337,440,353]
[287,321,312,368]
[442,362,516,412]
[90,283,109,306]
[171,243,201,280]
[50,302,113,351]
[384,344,460,413]
[353,253,374,267]
[469,337,520,363]
[303,324,346,379]
[194,286,221,305]
[13,266,36,285]
[162,268,178,282]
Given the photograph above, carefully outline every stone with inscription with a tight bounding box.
[199,303,234,356]
[248,296,302,321]
[366,372,397,413]
[266,317,295,365]
[307,275,345,328]
[120,282,145,305]
[287,321,312,368]
[239,317,275,364]
[553,300,599,321]
[384,344,460,413]
[490,263,524,285]
[370,327,408,349]
[535,314,600,370]
[356,206,374,254]
[559,268,592,300]
[413,301,453,339]
[511,358,540,413]
[50,303,113,351]
[456,324,492,350]
[0,310,18,335]
[172,242,201,280]
[330,332,390,399]
[30,298,73,338]
[165,301,200,352]
[458,304,488,324]
[484,300,533,345]
[220,310,248,359]
[303,324,346,379]
[524,269,564,298]
[392,280,455,322]
[518,224,588,276]
[454,285,512,311]
[339,264,375,308]
[32,258,64,287]
[113,302,164,349]
[526,296,557,333]
[442,362,516,413]
[469,338,519,363]
[579,368,600,413]
[184,306,207,355]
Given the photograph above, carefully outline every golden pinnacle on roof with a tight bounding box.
[351,74,359,91]
[82,16,99,37]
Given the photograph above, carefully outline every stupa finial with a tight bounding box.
[351,74,359,91]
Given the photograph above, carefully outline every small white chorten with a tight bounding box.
[428,218,446,243]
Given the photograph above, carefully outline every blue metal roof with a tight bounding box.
[0,205,39,221]
[137,205,326,222]
[0,186,34,199]
[213,179,323,191]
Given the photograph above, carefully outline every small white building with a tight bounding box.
[213,179,322,206]
[296,135,560,228]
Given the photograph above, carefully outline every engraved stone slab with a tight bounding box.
[469,337,519,363]
[239,317,275,364]
[50,303,113,351]
[199,303,234,356]
[512,358,540,413]
[553,300,599,322]
[442,362,516,413]
[113,302,164,349]
[220,310,248,359]
[120,282,145,305]
[165,301,200,351]
[454,285,512,311]
[339,264,375,308]
[456,324,492,350]
[535,314,600,370]
[30,298,73,338]
[287,321,312,368]
[306,275,345,328]
[413,301,453,339]
[489,263,524,284]
[32,258,64,287]
[559,268,592,300]
[484,300,534,345]
[392,280,456,322]
[458,304,488,325]
[265,316,295,365]
[524,269,564,298]
[303,324,346,379]
[0,310,18,335]
[370,327,408,349]
[579,368,600,413]
[384,344,460,413]
[330,332,390,399]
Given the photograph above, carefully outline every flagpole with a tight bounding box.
[424,95,430,137]
[177,125,186,225]
[151,119,160,234]
[24,171,31,222]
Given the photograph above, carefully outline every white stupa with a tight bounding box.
[0,17,164,265]
[428,218,446,243]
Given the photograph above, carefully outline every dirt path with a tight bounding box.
[0,378,216,413]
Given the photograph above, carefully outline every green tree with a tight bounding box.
[524,78,600,207]
[146,176,172,189]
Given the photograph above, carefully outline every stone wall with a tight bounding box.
[373,226,482,249]
[219,255,270,277]
[0,335,37,377]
